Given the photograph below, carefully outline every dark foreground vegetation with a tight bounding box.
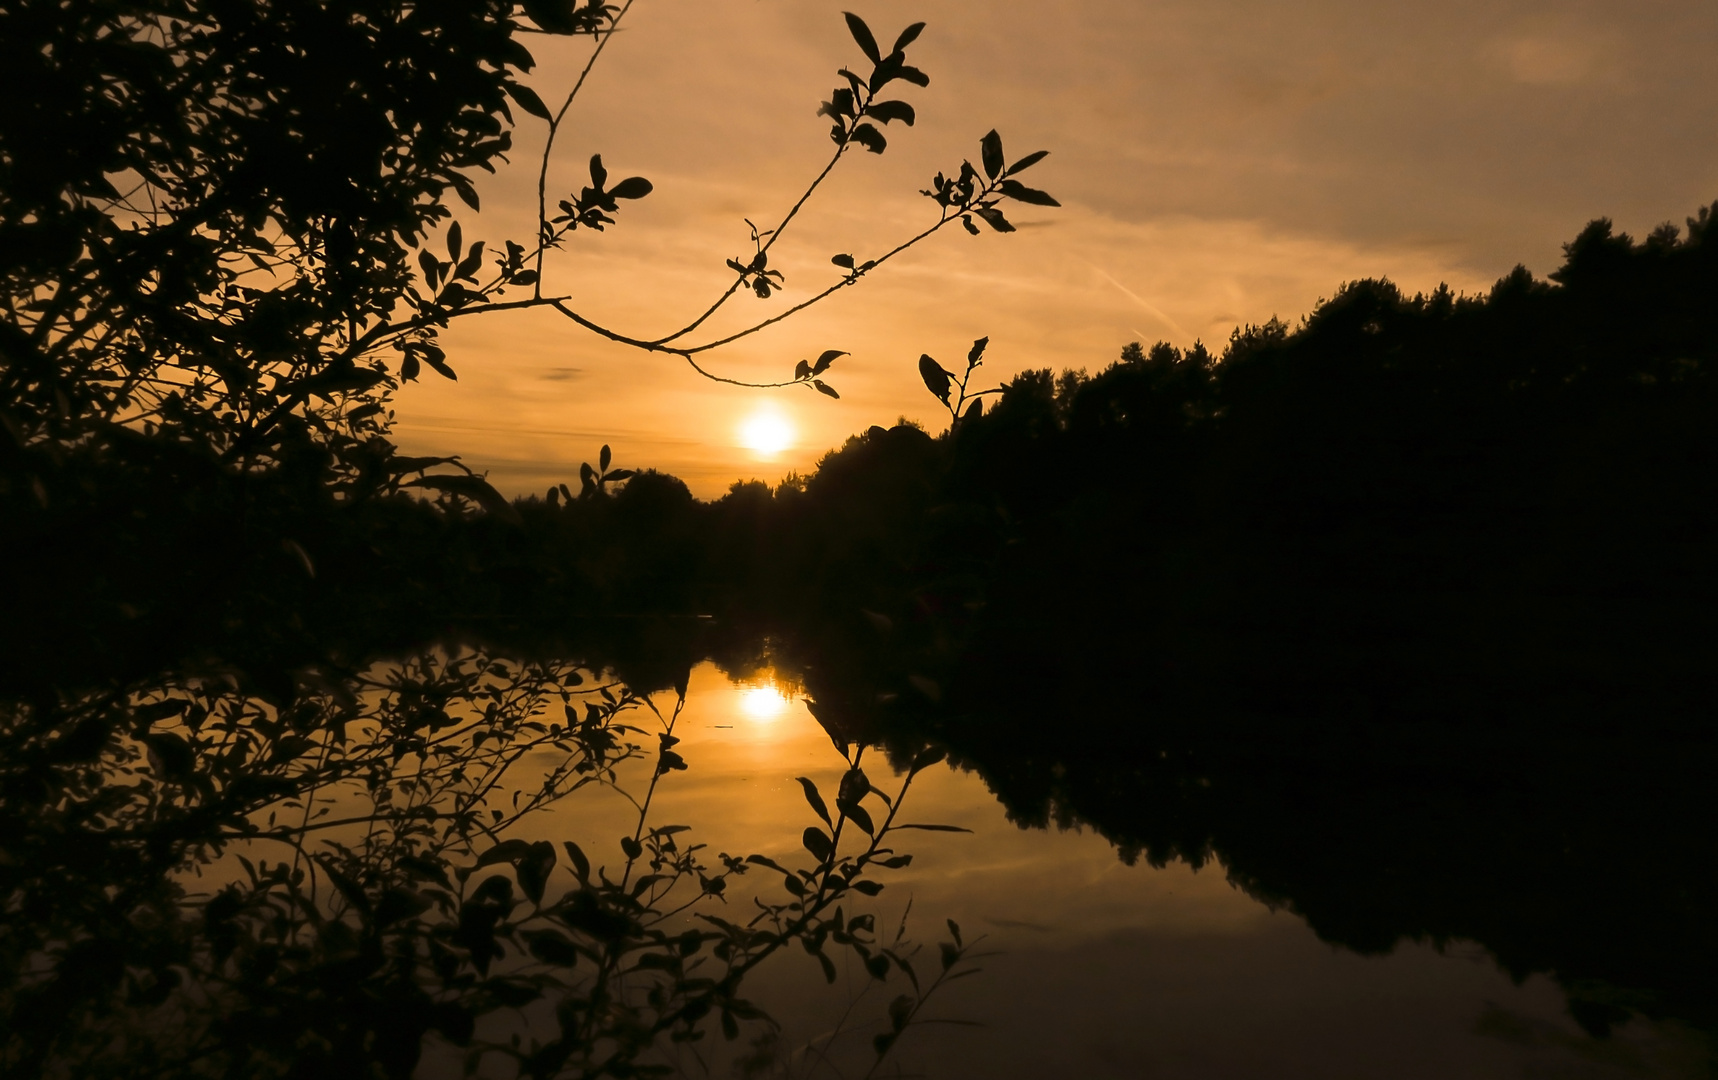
[5,1,1717,1070]
[8,201,1718,1072]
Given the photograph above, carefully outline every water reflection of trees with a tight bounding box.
[0,645,975,1078]
[731,595,1717,1049]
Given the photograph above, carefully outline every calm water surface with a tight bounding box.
[523,663,1711,1080]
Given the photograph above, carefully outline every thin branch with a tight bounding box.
[651,139,855,347]
[680,214,953,357]
[535,0,639,294]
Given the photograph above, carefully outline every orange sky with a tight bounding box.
[390,0,1718,497]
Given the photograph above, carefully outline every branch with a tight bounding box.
[678,212,954,358]
[535,0,639,294]
[650,139,854,347]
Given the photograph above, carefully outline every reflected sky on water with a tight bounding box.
[536,663,1711,1079]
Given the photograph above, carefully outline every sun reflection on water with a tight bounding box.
[737,685,791,722]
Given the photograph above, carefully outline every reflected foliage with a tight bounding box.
[7,13,1718,1061]
[0,642,968,1078]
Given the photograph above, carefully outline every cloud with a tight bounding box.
[1490,34,1604,87]
[383,0,1718,500]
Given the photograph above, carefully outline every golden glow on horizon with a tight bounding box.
[738,685,791,722]
[389,2,1710,501]
[738,411,794,457]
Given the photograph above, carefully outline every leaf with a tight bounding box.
[844,11,882,64]
[832,253,855,269]
[389,454,462,476]
[418,249,440,287]
[437,282,481,309]
[947,918,963,947]
[817,951,838,983]
[795,777,832,825]
[893,65,930,88]
[599,443,611,472]
[522,0,584,34]
[962,397,984,421]
[918,354,952,404]
[891,823,973,833]
[841,801,875,835]
[603,468,635,482]
[421,348,458,380]
[813,349,847,375]
[144,732,194,781]
[839,767,870,806]
[849,123,886,154]
[455,241,486,281]
[795,359,812,380]
[998,178,1060,206]
[609,176,653,200]
[511,269,539,287]
[405,475,522,525]
[974,206,1015,233]
[1004,149,1050,176]
[588,154,607,191]
[979,130,1004,181]
[526,929,580,966]
[803,826,834,862]
[893,22,926,53]
[819,87,857,120]
[888,993,915,1032]
[282,538,315,578]
[447,221,463,263]
[562,841,591,884]
[968,336,990,366]
[506,82,554,120]
[474,839,535,870]
[745,854,791,876]
[813,379,840,399]
[320,862,372,916]
[907,745,948,769]
[853,879,884,895]
[517,841,557,905]
[621,835,644,860]
[867,100,916,126]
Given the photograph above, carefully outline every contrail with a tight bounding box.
[1092,266,1192,342]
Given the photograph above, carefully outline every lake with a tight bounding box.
[496,661,1714,1079]
[7,638,1714,1079]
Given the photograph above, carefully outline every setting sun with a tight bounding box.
[738,411,794,457]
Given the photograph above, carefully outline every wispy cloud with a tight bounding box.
[1091,266,1193,342]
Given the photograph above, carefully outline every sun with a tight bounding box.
[738,411,794,456]
[738,686,791,722]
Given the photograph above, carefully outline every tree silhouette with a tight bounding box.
[0,1,1054,511]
